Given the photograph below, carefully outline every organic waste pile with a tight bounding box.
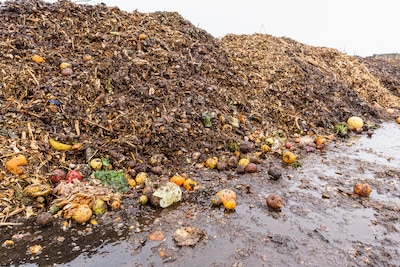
[1,0,400,227]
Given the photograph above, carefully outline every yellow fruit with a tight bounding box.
[139,195,149,205]
[72,204,93,224]
[83,54,92,62]
[396,117,400,124]
[260,144,271,152]
[111,199,121,210]
[49,139,72,151]
[135,172,147,185]
[354,183,372,197]
[127,177,137,187]
[315,136,327,146]
[92,199,108,215]
[90,158,103,170]
[347,116,364,129]
[170,174,186,186]
[139,34,147,40]
[386,108,395,114]
[222,199,236,210]
[59,62,72,70]
[216,189,237,202]
[183,178,198,191]
[205,157,218,169]
[32,55,45,63]
[238,158,250,167]
[282,151,296,164]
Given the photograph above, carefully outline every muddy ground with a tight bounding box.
[2,122,400,266]
[1,1,400,266]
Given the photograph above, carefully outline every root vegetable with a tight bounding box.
[266,194,283,210]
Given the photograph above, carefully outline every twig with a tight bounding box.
[0,222,24,226]
[0,152,19,159]
[84,119,112,132]
[26,68,39,86]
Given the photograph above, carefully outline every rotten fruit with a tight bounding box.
[266,194,283,210]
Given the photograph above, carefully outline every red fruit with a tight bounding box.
[245,163,257,173]
[61,67,73,76]
[285,141,292,149]
[50,169,66,183]
[66,170,82,183]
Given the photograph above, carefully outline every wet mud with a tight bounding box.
[2,122,399,267]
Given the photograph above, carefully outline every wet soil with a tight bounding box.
[2,122,400,266]
[1,1,400,266]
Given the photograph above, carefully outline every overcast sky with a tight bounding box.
[53,1,399,57]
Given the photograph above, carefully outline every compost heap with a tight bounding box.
[1,0,400,224]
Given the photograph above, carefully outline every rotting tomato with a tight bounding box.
[66,170,82,183]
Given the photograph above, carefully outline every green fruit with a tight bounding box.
[92,199,108,215]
